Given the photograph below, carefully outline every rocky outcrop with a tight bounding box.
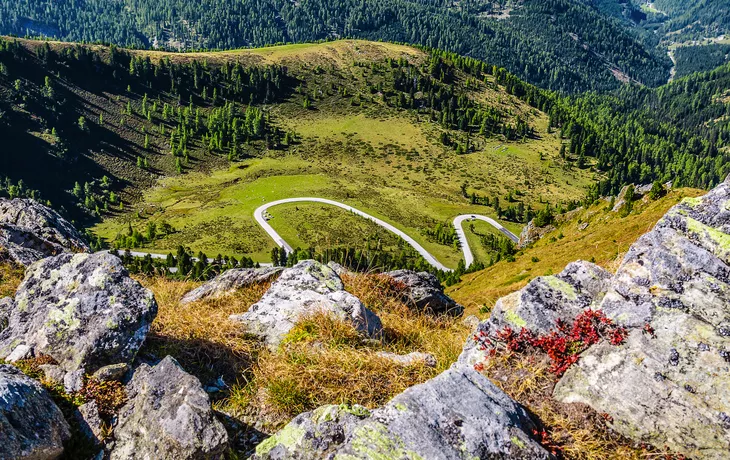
[0,253,157,384]
[111,356,228,460]
[494,260,610,333]
[231,260,382,348]
[180,266,282,304]
[460,261,611,367]
[554,179,730,458]
[0,198,89,266]
[517,219,556,248]
[256,365,551,459]
[385,269,463,315]
[611,184,633,212]
[0,364,71,459]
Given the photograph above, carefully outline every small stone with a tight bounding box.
[92,363,129,382]
[39,364,66,384]
[64,368,85,393]
[462,315,480,330]
[5,344,32,362]
[375,351,437,367]
[698,342,710,352]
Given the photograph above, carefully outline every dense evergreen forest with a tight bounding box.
[650,0,730,41]
[556,65,730,196]
[674,44,730,79]
[0,0,669,93]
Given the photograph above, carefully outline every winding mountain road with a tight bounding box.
[255,197,520,272]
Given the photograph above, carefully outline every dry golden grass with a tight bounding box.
[254,342,432,417]
[138,271,468,432]
[448,189,705,315]
[137,276,269,383]
[247,273,469,422]
[0,261,25,298]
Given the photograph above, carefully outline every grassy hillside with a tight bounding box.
[0,38,594,266]
[448,187,705,314]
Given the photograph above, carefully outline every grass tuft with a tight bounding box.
[0,261,25,298]
[137,275,268,383]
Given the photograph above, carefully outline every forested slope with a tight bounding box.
[651,0,730,41]
[0,0,669,93]
[553,62,730,196]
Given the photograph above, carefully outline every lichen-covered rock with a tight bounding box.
[555,179,730,459]
[256,366,550,459]
[230,260,382,349]
[385,269,463,315]
[0,198,89,266]
[326,261,351,277]
[0,364,71,459]
[0,252,158,376]
[252,404,371,459]
[459,261,611,368]
[110,356,228,460]
[180,266,282,304]
[76,401,104,445]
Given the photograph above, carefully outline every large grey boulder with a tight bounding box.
[180,266,282,304]
[555,178,730,459]
[0,364,71,460]
[0,252,158,379]
[0,198,89,266]
[255,365,551,459]
[459,260,611,368]
[230,260,382,349]
[252,404,371,459]
[385,269,463,315]
[111,356,228,460]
